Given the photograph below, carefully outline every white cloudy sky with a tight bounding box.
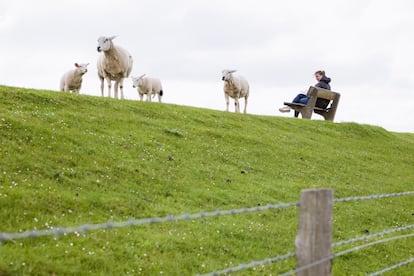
[1,0,414,133]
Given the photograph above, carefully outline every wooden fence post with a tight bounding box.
[296,188,333,276]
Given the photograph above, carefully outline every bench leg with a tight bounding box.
[301,108,313,119]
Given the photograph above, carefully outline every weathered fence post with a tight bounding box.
[296,188,333,276]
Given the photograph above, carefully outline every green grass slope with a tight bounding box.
[0,85,413,275]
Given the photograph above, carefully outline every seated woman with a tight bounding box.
[279,70,332,117]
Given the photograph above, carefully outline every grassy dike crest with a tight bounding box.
[0,85,413,275]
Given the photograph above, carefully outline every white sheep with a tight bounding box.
[131,74,163,102]
[59,63,89,94]
[221,69,249,113]
[97,35,133,99]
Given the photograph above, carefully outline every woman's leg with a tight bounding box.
[299,97,309,104]
[293,94,308,118]
[292,93,308,103]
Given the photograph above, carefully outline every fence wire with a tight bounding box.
[279,233,414,276]
[368,257,414,276]
[1,190,413,275]
[333,224,414,247]
[196,252,295,276]
[0,201,299,242]
[334,191,414,203]
[199,224,414,276]
[2,191,413,243]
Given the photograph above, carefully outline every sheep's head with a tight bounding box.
[131,74,146,88]
[222,69,236,81]
[97,36,117,52]
[74,63,89,75]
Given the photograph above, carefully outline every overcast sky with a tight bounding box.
[1,0,414,133]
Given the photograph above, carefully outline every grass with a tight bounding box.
[0,85,413,275]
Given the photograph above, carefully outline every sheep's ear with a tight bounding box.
[229,70,237,73]
[109,35,117,40]
[139,74,146,79]
[74,63,80,67]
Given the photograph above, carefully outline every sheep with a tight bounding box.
[97,35,133,99]
[59,63,89,94]
[131,74,163,102]
[221,69,249,113]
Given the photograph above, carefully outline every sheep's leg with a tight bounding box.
[225,93,230,112]
[137,88,143,101]
[99,77,104,97]
[158,93,162,103]
[113,81,119,99]
[234,98,240,113]
[119,78,125,100]
[243,96,248,114]
[148,85,152,102]
[106,78,112,98]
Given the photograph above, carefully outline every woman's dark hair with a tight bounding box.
[315,70,326,76]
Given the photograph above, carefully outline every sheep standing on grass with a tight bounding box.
[97,36,133,99]
[131,74,163,102]
[222,69,249,113]
[59,63,89,94]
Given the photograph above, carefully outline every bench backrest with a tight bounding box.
[307,86,338,101]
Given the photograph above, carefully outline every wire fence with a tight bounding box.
[334,190,414,203]
[199,224,414,276]
[196,252,296,276]
[1,190,413,275]
[368,257,414,276]
[0,201,299,242]
[2,191,412,243]
[279,233,414,276]
[332,224,414,247]
[201,191,414,276]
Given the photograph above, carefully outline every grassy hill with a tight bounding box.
[0,85,413,275]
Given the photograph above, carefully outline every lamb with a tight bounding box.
[97,35,133,99]
[131,74,163,102]
[221,69,249,113]
[59,63,89,94]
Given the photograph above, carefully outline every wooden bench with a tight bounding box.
[283,86,340,121]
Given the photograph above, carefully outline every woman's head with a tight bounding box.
[314,70,326,81]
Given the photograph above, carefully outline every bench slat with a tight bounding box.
[315,89,335,100]
[285,102,330,112]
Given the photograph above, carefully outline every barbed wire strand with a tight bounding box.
[1,191,413,242]
[0,201,299,242]
[200,225,414,276]
[335,232,414,258]
[368,257,414,276]
[333,224,414,247]
[196,252,295,276]
[279,233,414,276]
[0,191,413,274]
[334,191,414,203]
